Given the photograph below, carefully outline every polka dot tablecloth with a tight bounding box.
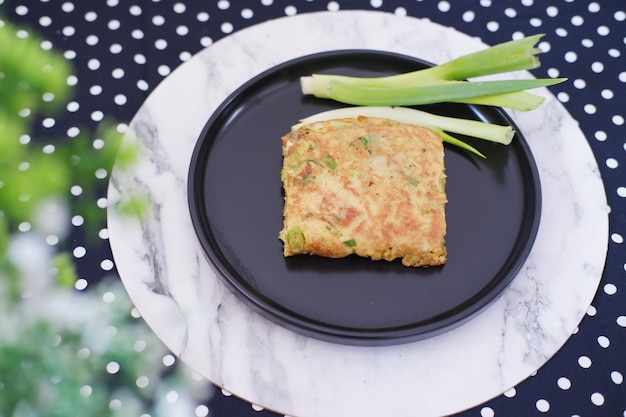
[3,1,625,416]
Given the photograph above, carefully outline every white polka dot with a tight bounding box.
[42,117,55,128]
[530,17,542,27]
[129,5,142,15]
[619,316,626,327]
[480,407,495,417]
[90,85,102,95]
[557,376,571,390]
[108,19,121,30]
[91,110,104,121]
[463,11,475,22]
[584,104,597,114]
[102,291,115,303]
[221,22,233,33]
[438,1,451,12]
[39,16,52,27]
[179,51,191,61]
[79,385,92,398]
[87,58,101,70]
[578,355,592,368]
[71,185,83,196]
[110,43,122,54]
[594,130,607,141]
[564,51,577,63]
[604,283,617,295]
[587,305,597,316]
[611,370,624,384]
[591,392,605,406]
[573,79,586,89]
[158,65,170,77]
[15,5,28,15]
[536,399,550,412]
[555,28,569,38]
[132,29,144,39]
[162,354,176,366]
[200,36,213,47]
[114,94,127,105]
[327,2,340,12]
[588,2,600,12]
[173,3,186,13]
[611,232,623,242]
[86,35,98,46]
[75,278,88,290]
[251,404,264,411]
[137,80,149,91]
[134,54,146,64]
[197,12,210,22]
[591,61,604,73]
[100,259,114,271]
[285,5,297,15]
[486,21,499,31]
[546,6,558,17]
[40,40,53,51]
[196,405,209,417]
[112,68,125,79]
[152,15,165,26]
[557,92,569,103]
[615,10,626,21]
[176,25,189,36]
[217,0,230,9]
[72,215,84,226]
[571,15,584,26]
[503,387,516,397]
[241,8,254,18]
[601,89,614,99]
[46,235,59,246]
[581,38,594,48]
[613,115,625,126]
[155,39,167,50]
[73,246,87,258]
[136,376,149,388]
[597,25,610,36]
[597,335,610,348]
[609,48,620,58]
[62,26,75,37]
[106,361,120,374]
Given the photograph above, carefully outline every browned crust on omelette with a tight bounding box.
[279,116,447,267]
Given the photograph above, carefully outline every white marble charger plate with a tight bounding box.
[108,10,609,417]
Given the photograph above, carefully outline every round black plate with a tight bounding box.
[188,50,541,346]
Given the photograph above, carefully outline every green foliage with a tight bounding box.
[1,15,206,417]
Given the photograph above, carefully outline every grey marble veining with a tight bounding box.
[108,11,609,417]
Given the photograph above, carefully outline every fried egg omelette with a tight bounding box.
[279,116,447,267]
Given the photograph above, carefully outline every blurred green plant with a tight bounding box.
[1,14,210,417]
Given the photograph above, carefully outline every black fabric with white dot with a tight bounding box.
[3,1,624,416]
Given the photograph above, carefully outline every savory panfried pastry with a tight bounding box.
[279,116,447,267]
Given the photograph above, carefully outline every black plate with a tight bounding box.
[188,50,541,346]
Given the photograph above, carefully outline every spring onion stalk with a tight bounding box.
[300,34,566,111]
[313,78,564,108]
[291,106,518,158]
[292,106,513,145]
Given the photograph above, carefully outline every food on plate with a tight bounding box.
[279,116,447,267]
